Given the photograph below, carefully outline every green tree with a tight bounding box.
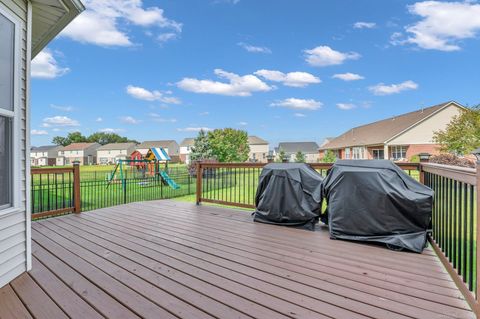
[433,105,480,155]
[207,128,249,162]
[190,129,215,161]
[52,131,87,146]
[322,150,337,163]
[295,151,305,163]
[87,132,138,145]
[276,148,286,162]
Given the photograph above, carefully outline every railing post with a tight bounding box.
[418,153,431,185]
[476,158,480,304]
[196,162,203,205]
[73,163,81,213]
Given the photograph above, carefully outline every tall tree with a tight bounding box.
[276,148,286,162]
[295,151,305,163]
[52,131,138,146]
[87,132,138,145]
[52,131,87,146]
[433,105,480,155]
[190,129,215,161]
[322,150,337,163]
[207,128,249,162]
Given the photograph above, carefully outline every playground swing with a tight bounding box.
[106,147,180,190]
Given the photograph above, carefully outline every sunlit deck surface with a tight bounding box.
[0,200,474,319]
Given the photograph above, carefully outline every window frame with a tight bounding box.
[390,145,407,161]
[352,146,366,160]
[0,3,22,216]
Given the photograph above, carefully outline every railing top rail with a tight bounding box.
[31,167,75,174]
[421,162,476,186]
[198,161,420,170]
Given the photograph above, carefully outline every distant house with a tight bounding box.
[277,142,320,163]
[319,101,464,161]
[96,142,137,165]
[248,136,269,163]
[136,140,180,159]
[30,145,60,166]
[179,138,195,164]
[56,143,100,166]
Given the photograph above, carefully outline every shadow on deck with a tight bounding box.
[0,200,474,319]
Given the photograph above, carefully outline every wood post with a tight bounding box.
[73,163,81,213]
[196,162,203,205]
[476,160,480,305]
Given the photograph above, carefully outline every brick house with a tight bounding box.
[319,101,464,161]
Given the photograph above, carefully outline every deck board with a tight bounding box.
[0,200,475,319]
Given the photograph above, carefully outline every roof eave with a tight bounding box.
[31,0,85,58]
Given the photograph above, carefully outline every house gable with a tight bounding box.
[387,102,463,145]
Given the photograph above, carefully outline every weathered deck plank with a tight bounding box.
[0,200,475,319]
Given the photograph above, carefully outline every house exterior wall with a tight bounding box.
[248,144,269,163]
[387,105,461,145]
[179,146,192,164]
[0,0,30,289]
[97,147,134,164]
[30,148,58,166]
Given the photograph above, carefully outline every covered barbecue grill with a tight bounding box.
[321,160,433,253]
[253,163,323,230]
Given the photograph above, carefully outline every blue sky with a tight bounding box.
[30,0,480,147]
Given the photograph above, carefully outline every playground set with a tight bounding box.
[106,147,180,189]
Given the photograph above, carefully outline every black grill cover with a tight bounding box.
[253,163,323,230]
[322,160,433,253]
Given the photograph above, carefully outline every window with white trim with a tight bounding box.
[391,146,407,160]
[344,148,351,159]
[352,147,366,159]
[0,8,19,212]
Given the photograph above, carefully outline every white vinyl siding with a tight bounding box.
[0,0,29,289]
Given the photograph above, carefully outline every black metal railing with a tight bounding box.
[422,163,479,313]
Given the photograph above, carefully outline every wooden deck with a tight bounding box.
[0,200,474,319]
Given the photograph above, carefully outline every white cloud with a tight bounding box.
[336,103,356,110]
[177,127,212,132]
[369,80,419,95]
[95,117,103,122]
[126,85,181,104]
[238,121,248,126]
[157,32,178,43]
[271,98,323,110]
[60,0,182,47]
[293,113,306,117]
[42,116,79,127]
[100,128,125,133]
[304,45,360,67]
[31,50,69,79]
[148,113,177,123]
[177,69,273,96]
[50,104,74,112]
[31,129,48,136]
[199,112,209,116]
[395,1,480,51]
[254,70,321,87]
[354,22,376,29]
[237,42,271,54]
[332,72,365,81]
[120,116,142,124]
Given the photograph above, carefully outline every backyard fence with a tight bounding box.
[195,161,420,208]
[31,165,80,219]
[422,163,479,314]
[31,164,196,218]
